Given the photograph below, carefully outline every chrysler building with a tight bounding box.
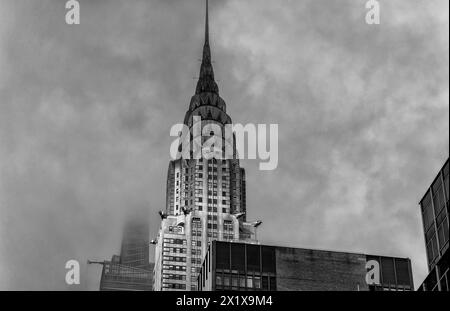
[153,0,262,291]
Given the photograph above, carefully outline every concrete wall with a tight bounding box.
[275,247,369,291]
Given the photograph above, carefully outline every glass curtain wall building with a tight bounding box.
[418,158,449,291]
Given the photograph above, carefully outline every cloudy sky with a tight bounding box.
[0,0,448,290]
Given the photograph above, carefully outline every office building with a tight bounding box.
[418,158,449,291]
[197,241,414,291]
[153,0,261,291]
[98,219,153,291]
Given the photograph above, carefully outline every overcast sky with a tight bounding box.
[0,0,448,290]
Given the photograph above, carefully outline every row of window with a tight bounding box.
[194,173,229,180]
[215,274,275,290]
[163,274,186,281]
[177,163,228,176]
[163,265,186,272]
[192,241,202,247]
[215,242,277,273]
[192,230,202,237]
[223,233,234,240]
[194,198,229,204]
[196,206,228,213]
[163,238,186,246]
[191,258,202,265]
[163,247,187,255]
[163,256,186,263]
[181,171,230,181]
[208,231,218,238]
[162,283,186,290]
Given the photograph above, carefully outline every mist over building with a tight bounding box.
[96,216,154,291]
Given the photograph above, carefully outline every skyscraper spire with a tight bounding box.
[195,0,219,95]
[205,0,209,44]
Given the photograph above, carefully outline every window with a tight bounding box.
[247,276,253,288]
[216,242,230,270]
[433,179,445,214]
[395,259,412,286]
[269,277,277,290]
[247,245,261,271]
[239,276,246,288]
[232,276,238,287]
[262,276,269,290]
[427,234,439,264]
[262,246,276,273]
[223,275,230,287]
[231,243,245,271]
[438,219,449,250]
[254,277,261,289]
[381,257,396,285]
[421,193,434,231]
[216,275,222,286]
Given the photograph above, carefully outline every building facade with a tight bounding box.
[99,258,154,291]
[197,241,414,291]
[153,0,261,291]
[418,158,449,291]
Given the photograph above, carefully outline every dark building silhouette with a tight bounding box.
[197,241,414,291]
[418,158,449,291]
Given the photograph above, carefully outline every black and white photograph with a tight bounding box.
[0,0,448,303]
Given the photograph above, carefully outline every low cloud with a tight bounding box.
[0,0,448,289]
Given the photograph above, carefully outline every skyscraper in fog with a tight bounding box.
[98,219,153,291]
[120,221,151,270]
[153,0,261,291]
